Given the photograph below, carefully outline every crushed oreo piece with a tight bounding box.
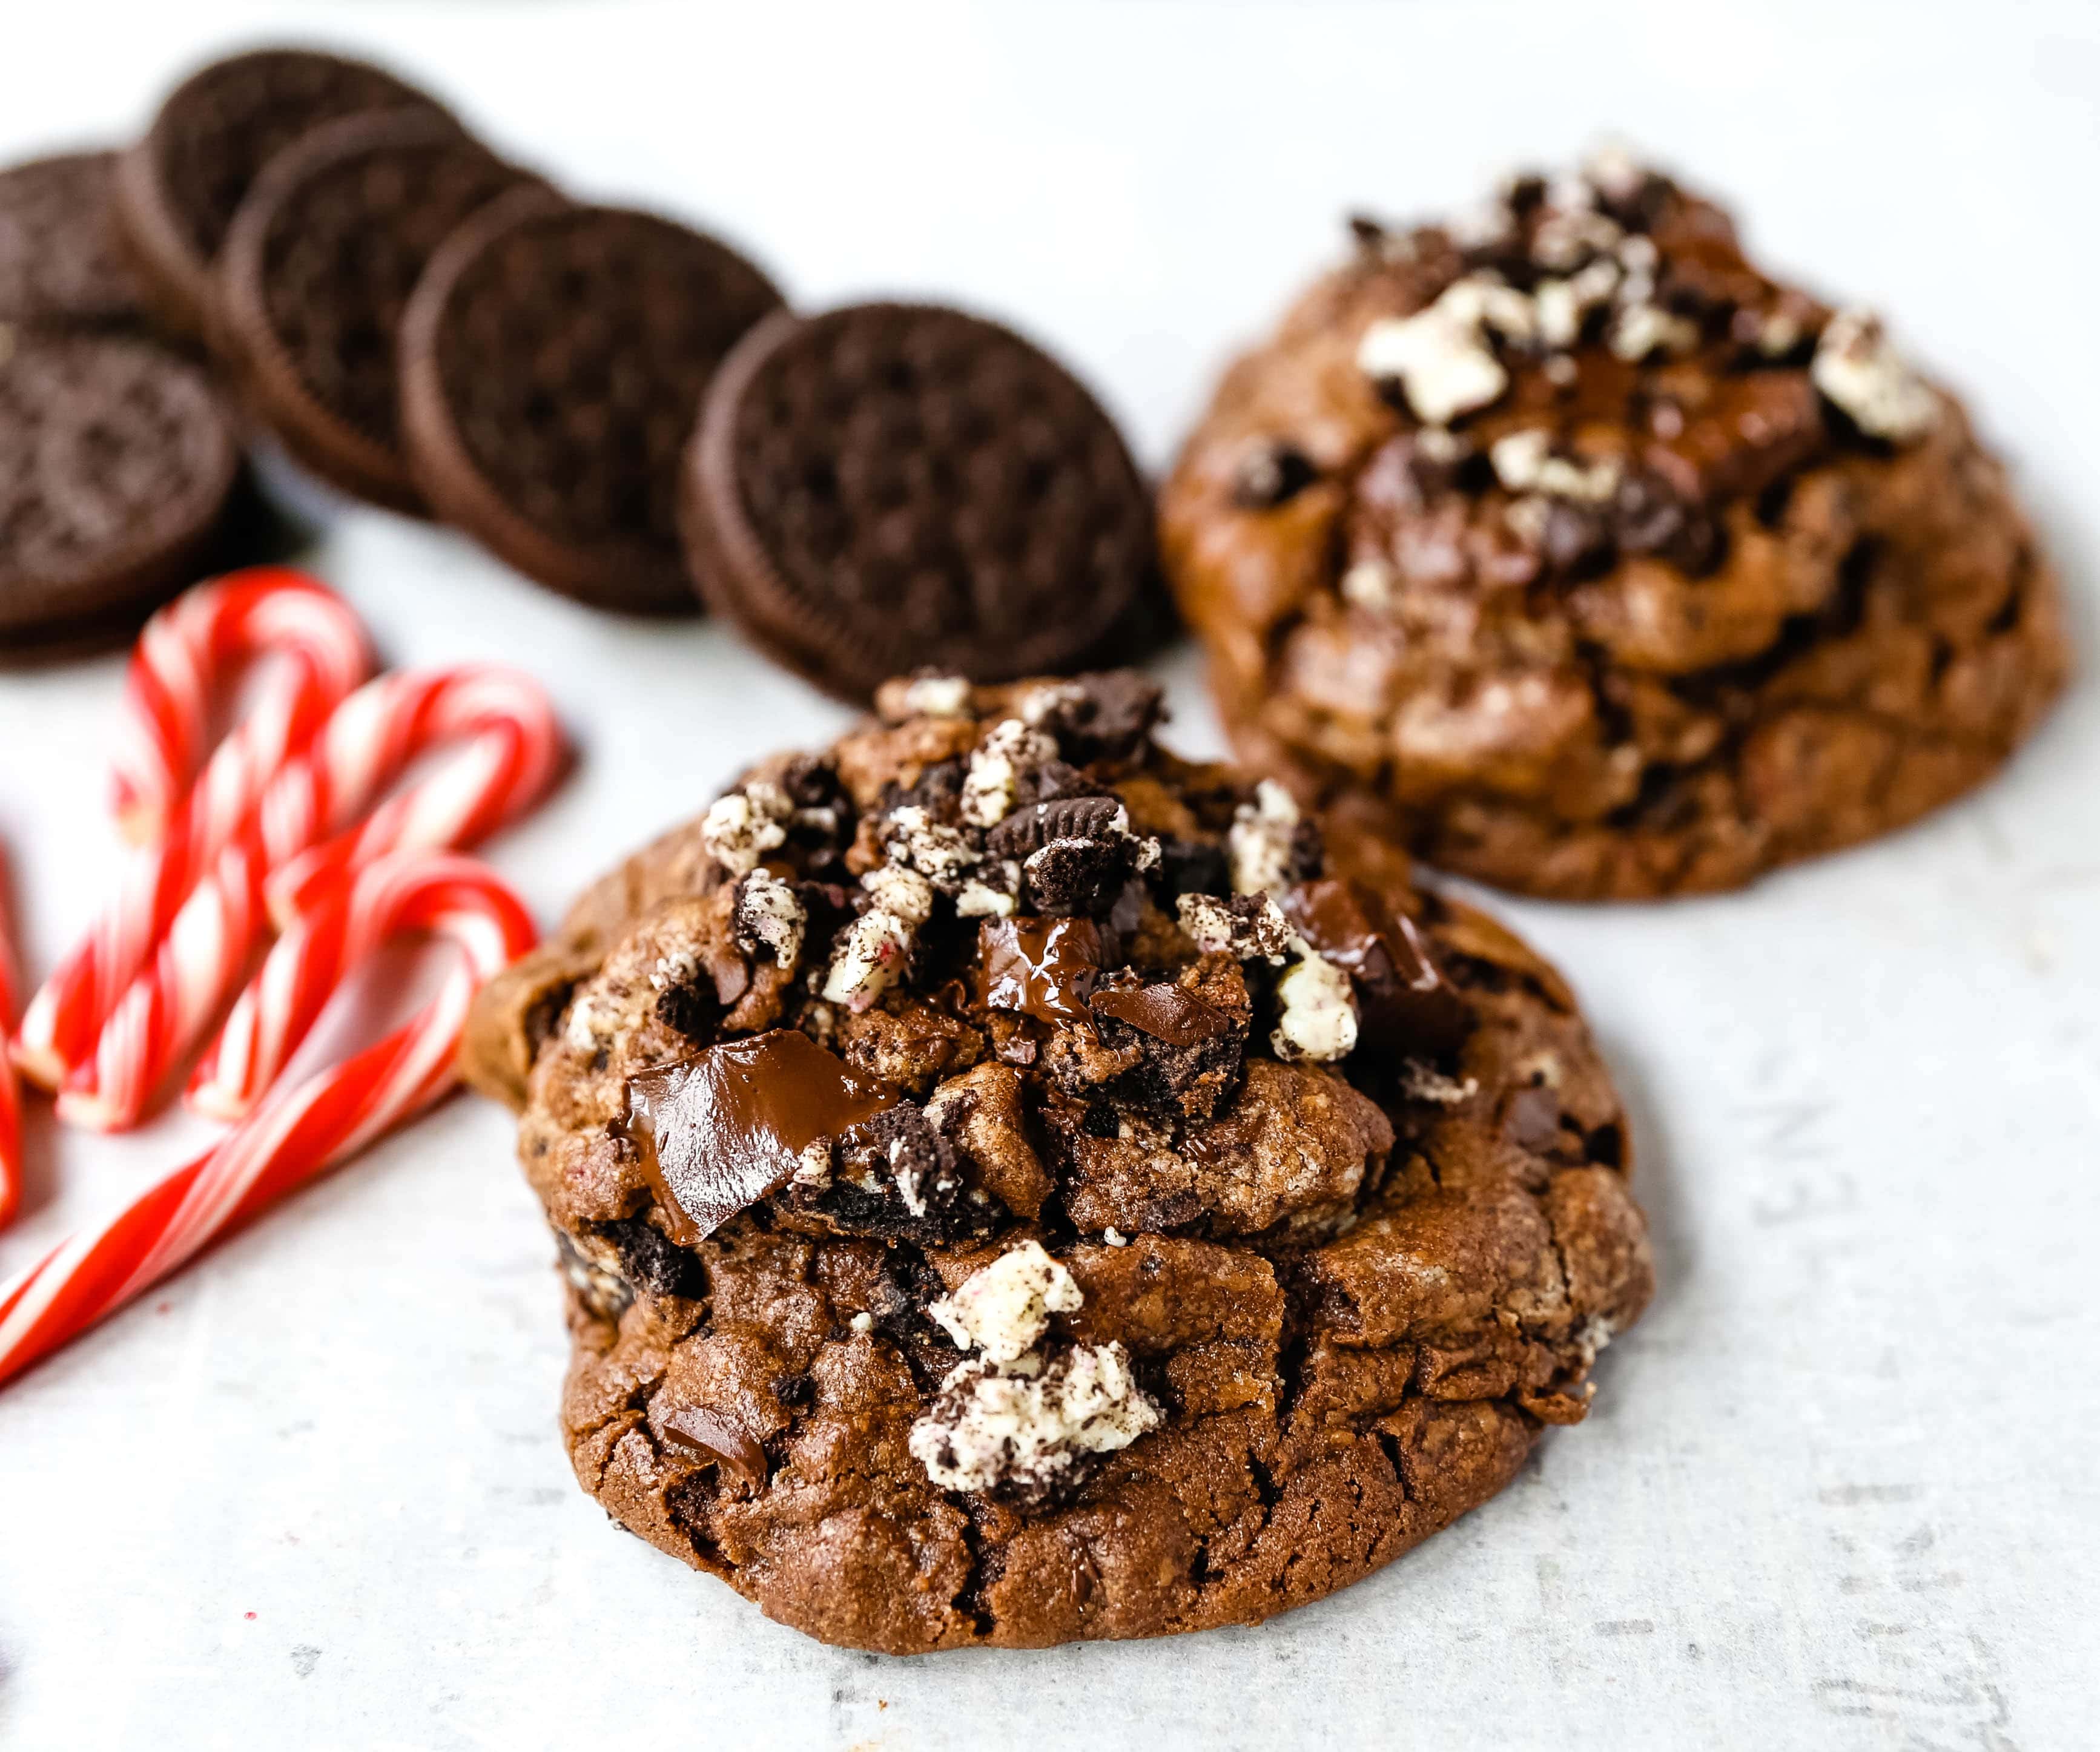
[555,1228,633,1323]
[595,1214,706,1300]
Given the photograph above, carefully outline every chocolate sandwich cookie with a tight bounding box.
[216,110,534,513]
[114,47,449,343]
[0,151,147,328]
[462,668,1652,1653]
[0,331,240,648]
[1161,152,2070,899]
[398,191,784,613]
[682,303,1154,702]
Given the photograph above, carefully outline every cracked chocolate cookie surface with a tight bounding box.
[1161,152,2069,899]
[466,670,1651,1652]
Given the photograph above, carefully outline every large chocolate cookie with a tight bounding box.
[464,669,1651,1653]
[0,151,147,328]
[1161,154,2070,899]
[114,47,447,342]
[682,303,1153,700]
[399,191,784,613]
[215,110,533,512]
[0,331,240,647]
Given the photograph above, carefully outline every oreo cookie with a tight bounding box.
[398,191,784,613]
[681,302,1152,701]
[0,331,241,648]
[216,110,535,513]
[0,151,147,328]
[114,47,449,341]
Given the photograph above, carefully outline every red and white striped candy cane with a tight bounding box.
[53,666,563,1131]
[0,854,536,1389]
[15,571,372,1088]
[109,567,374,844]
[0,846,22,1231]
[191,847,545,1120]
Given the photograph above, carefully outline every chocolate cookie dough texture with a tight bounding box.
[1161,151,2069,898]
[464,669,1653,1652]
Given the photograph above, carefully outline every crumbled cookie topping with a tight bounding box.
[731,869,805,970]
[701,781,792,876]
[908,1343,1161,1506]
[1356,273,1536,425]
[1811,307,1937,442]
[926,1239,1080,1363]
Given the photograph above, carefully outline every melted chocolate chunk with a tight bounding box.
[596,1214,705,1299]
[982,917,1103,1025]
[1091,983,1231,1047]
[626,1031,903,1243]
[663,1406,769,1486]
[1284,881,1471,1055]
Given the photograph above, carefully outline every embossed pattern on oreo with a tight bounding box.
[690,303,1151,698]
[405,197,783,610]
[0,153,145,326]
[0,333,239,635]
[216,110,529,508]
[144,50,443,266]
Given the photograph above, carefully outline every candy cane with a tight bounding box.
[0,854,536,1389]
[53,667,563,1133]
[16,571,372,1087]
[0,846,21,1231]
[109,567,374,844]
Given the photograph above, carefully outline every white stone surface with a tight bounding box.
[1,2,2096,1746]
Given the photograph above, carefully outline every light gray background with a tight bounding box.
[2,2,2095,1747]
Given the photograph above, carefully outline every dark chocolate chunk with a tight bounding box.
[682,301,1153,700]
[400,189,784,612]
[1503,1084,1563,1154]
[213,110,536,513]
[981,917,1102,1026]
[1090,983,1230,1047]
[114,47,451,341]
[662,1406,769,1486]
[626,1030,902,1243]
[1284,880,1471,1055]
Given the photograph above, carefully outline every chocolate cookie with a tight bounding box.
[0,331,240,647]
[398,191,784,613]
[682,303,1153,700]
[215,110,533,512]
[464,668,1651,1653]
[1161,153,2070,899]
[0,151,147,328]
[114,47,448,342]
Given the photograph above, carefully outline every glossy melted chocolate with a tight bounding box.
[626,1030,902,1243]
[1091,981,1230,1046]
[663,1405,769,1484]
[981,917,1103,1026]
[1285,880,1470,1054]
